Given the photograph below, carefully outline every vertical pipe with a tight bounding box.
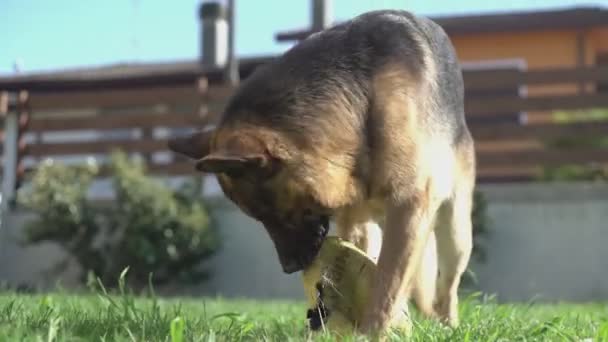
[199,1,228,69]
[312,0,332,31]
[225,0,239,85]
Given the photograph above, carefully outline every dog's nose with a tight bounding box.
[281,259,302,274]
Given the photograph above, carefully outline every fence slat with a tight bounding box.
[22,161,196,178]
[477,148,608,168]
[464,65,608,91]
[466,93,608,116]
[27,112,214,132]
[475,140,543,153]
[27,139,170,157]
[470,121,608,140]
[21,85,234,111]
[26,85,199,111]
[147,162,195,175]
[476,165,539,183]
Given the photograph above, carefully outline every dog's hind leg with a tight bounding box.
[433,158,474,327]
[410,230,438,319]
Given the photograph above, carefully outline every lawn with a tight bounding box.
[1,287,607,341]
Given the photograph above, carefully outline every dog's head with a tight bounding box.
[168,127,330,274]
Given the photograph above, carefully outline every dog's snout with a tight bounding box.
[279,247,321,274]
[272,215,331,274]
[281,258,302,274]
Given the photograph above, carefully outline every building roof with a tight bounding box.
[276,6,608,41]
[0,56,274,92]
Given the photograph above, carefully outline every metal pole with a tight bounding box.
[224,0,239,85]
[312,0,332,30]
[199,1,228,69]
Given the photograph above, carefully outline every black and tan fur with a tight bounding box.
[168,10,475,334]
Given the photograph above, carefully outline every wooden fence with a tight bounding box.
[1,63,607,187]
[466,65,608,181]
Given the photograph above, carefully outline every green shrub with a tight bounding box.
[540,108,608,182]
[540,164,608,182]
[461,190,491,289]
[18,151,219,290]
[471,190,490,263]
[552,108,608,123]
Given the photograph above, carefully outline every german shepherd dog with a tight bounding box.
[168,10,475,334]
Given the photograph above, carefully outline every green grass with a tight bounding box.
[1,290,607,342]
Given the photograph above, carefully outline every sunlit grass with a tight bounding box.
[0,271,607,341]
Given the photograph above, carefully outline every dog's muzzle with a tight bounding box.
[278,215,330,274]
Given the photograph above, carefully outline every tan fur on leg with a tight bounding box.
[410,231,438,318]
[335,209,383,263]
[433,143,475,327]
[360,191,441,333]
[434,194,473,327]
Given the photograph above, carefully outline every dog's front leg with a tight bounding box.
[360,192,438,334]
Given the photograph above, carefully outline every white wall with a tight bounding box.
[472,182,608,302]
[2,181,608,302]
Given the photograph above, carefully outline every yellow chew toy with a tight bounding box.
[301,236,411,334]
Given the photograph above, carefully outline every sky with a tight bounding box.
[0,0,606,76]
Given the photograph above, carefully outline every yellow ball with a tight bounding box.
[302,236,411,334]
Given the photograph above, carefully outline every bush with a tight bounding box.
[471,190,490,263]
[18,151,219,290]
[541,108,608,182]
[460,189,491,289]
[540,164,608,182]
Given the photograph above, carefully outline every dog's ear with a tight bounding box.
[167,130,214,160]
[195,134,278,177]
[195,153,272,177]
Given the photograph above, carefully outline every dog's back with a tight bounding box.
[222,10,470,149]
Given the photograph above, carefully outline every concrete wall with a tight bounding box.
[473,182,608,302]
[1,181,607,302]
[0,210,81,290]
[196,198,305,299]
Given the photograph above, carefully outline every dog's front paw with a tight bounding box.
[358,305,391,335]
[358,288,413,338]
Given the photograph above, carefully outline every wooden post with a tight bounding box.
[0,91,8,114]
[1,91,19,243]
[576,30,587,94]
[312,0,332,30]
[1,92,20,208]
